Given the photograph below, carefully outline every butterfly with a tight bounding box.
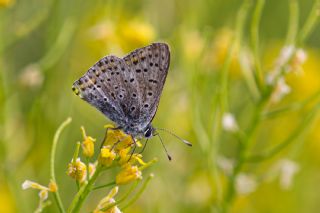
[72,43,170,139]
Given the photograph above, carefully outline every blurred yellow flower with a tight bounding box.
[87,18,155,55]
[205,28,241,76]
[0,188,15,213]
[99,146,116,167]
[0,0,13,7]
[119,20,156,50]
[94,187,121,213]
[181,30,205,60]
[81,126,96,158]
[67,158,87,183]
[116,164,142,185]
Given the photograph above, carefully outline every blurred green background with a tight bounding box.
[1,0,320,212]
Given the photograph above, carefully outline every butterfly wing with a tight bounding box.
[122,43,170,131]
[72,55,140,128]
[72,43,170,136]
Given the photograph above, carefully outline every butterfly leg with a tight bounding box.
[139,139,149,154]
[127,135,137,162]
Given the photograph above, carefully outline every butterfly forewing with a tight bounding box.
[123,43,170,128]
[72,43,170,136]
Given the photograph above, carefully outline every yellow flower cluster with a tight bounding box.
[65,125,156,212]
[100,125,151,185]
[67,125,155,186]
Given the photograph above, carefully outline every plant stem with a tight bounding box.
[263,89,320,118]
[50,117,72,213]
[246,103,320,162]
[298,0,320,45]
[220,0,251,111]
[102,180,139,211]
[251,0,265,92]
[92,181,116,190]
[67,165,102,213]
[218,2,252,212]
[121,174,154,210]
[221,101,265,212]
[286,0,299,45]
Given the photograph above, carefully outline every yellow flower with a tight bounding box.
[103,125,136,151]
[48,180,57,192]
[181,30,205,60]
[118,148,146,166]
[99,146,116,167]
[67,158,87,182]
[116,164,142,185]
[118,147,131,165]
[94,187,121,213]
[81,126,96,158]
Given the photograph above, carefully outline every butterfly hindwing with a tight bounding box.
[73,55,135,128]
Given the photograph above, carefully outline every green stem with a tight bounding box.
[297,0,320,45]
[220,0,251,111]
[286,0,299,45]
[219,2,252,212]
[251,0,265,92]
[121,174,154,210]
[38,19,75,72]
[263,89,320,118]
[72,142,81,163]
[67,165,102,213]
[92,181,116,191]
[222,101,265,212]
[50,117,72,213]
[101,180,139,211]
[85,157,90,182]
[246,103,320,162]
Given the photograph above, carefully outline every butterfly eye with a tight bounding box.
[144,127,153,138]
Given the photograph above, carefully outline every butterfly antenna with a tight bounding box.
[156,128,192,146]
[155,133,172,161]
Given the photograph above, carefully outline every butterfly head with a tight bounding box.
[143,124,155,138]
